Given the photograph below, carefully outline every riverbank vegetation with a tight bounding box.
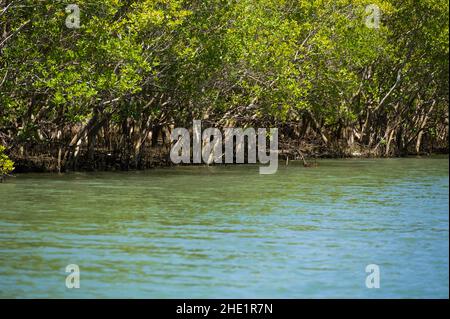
[0,0,448,172]
[0,145,14,181]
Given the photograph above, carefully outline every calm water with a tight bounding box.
[0,158,448,298]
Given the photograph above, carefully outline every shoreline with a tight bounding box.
[7,151,449,175]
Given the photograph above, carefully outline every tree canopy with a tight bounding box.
[0,0,448,171]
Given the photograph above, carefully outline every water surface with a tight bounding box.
[0,157,448,298]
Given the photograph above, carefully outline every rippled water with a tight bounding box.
[0,157,448,298]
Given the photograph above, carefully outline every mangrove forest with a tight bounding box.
[0,0,448,173]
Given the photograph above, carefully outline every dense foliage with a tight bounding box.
[0,145,14,178]
[0,0,448,171]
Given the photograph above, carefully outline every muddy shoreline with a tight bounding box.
[9,141,449,174]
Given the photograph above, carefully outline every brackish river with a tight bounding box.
[0,157,448,298]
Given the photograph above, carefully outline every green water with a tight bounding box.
[0,157,448,298]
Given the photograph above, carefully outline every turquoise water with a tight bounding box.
[0,157,448,298]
